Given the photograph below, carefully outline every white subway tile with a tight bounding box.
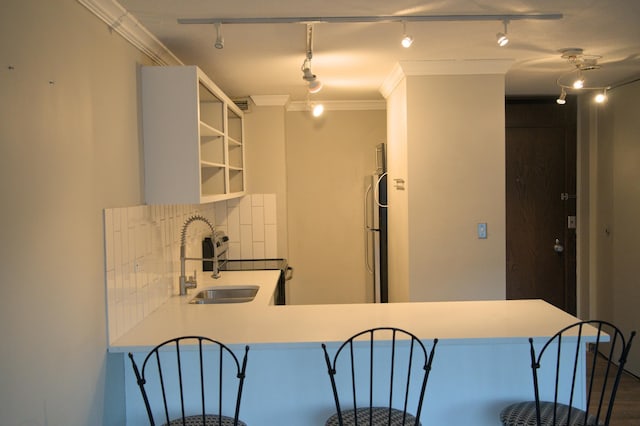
[227,205,241,242]
[104,210,114,272]
[264,194,277,225]
[228,242,241,259]
[127,224,135,264]
[252,242,265,258]
[215,200,228,225]
[114,231,123,291]
[251,206,265,242]
[240,224,253,258]
[251,194,264,206]
[113,208,121,232]
[135,224,145,260]
[265,224,278,257]
[228,198,240,209]
[239,196,252,224]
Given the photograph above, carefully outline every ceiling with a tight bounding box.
[116,0,640,103]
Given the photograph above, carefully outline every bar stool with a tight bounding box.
[321,327,438,426]
[128,335,249,426]
[500,320,635,426]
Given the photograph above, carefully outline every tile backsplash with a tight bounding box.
[104,194,277,344]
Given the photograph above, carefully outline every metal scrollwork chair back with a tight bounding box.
[321,327,438,426]
[128,336,249,426]
[500,320,636,426]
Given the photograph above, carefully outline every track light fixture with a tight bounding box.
[401,21,413,48]
[555,48,611,106]
[301,24,323,93]
[496,19,509,47]
[594,89,607,103]
[304,92,324,118]
[214,22,224,49]
[180,13,562,26]
[556,88,567,105]
[572,70,584,89]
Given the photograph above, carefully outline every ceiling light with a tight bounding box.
[302,59,323,93]
[555,49,612,106]
[594,90,607,103]
[312,103,324,117]
[556,89,567,105]
[307,77,323,94]
[496,20,509,47]
[573,74,584,89]
[401,21,413,48]
[301,24,323,93]
[214,22,224,49]
[496,33,509,47]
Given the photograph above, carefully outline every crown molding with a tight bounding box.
[379,63,406,99]
[286,100,386,112]
[380,59,514,98]
[77,0,182,65]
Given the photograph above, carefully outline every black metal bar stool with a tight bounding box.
[321,327,438,426]
[500,320,635,426]
[129,335,249,426]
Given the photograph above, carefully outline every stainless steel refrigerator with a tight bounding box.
[365,143,388,303]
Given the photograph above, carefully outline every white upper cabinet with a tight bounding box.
[141,65,245,204]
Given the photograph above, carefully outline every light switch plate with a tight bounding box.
[477,223,487,239]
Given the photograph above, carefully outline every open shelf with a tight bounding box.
[142,65,246,204]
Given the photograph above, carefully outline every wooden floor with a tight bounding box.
[590,351,640,425]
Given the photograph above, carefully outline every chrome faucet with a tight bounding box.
[179,215,221,296]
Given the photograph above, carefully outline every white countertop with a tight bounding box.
[109,270,585,353]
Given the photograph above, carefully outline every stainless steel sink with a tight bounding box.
[189,285,259,304]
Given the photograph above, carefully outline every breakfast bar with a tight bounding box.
[109,270,592,425]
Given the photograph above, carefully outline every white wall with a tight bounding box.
[581,80,640,375]
[244,105,289,258]
[285,109,387,304]
[0,0,151,424]
[384,68,507,302]
[385,79,411,302]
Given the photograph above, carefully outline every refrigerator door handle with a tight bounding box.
[364,184,372,230]
[373,172,389,208]
[364,184,375,274]
[365,183,380,231]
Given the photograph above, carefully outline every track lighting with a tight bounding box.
[555,49,612,106]
[401,21,413,48]
[556,89,567,105]
[401,35,414,48]
[312,103,324,117]
[594,90,607,103]
[496,20,509,47]
[301,24,323,93]
[307,78,323,94]
[572,71,584,89]
[302,60,323,93]
[214,22,224,49]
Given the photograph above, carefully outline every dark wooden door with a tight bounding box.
[506,98,577,314]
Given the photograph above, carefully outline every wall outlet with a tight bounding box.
[477,223,487,239]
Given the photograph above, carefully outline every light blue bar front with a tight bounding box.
[124,337,588,425]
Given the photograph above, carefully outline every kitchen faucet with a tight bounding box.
[179,215,221,296]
